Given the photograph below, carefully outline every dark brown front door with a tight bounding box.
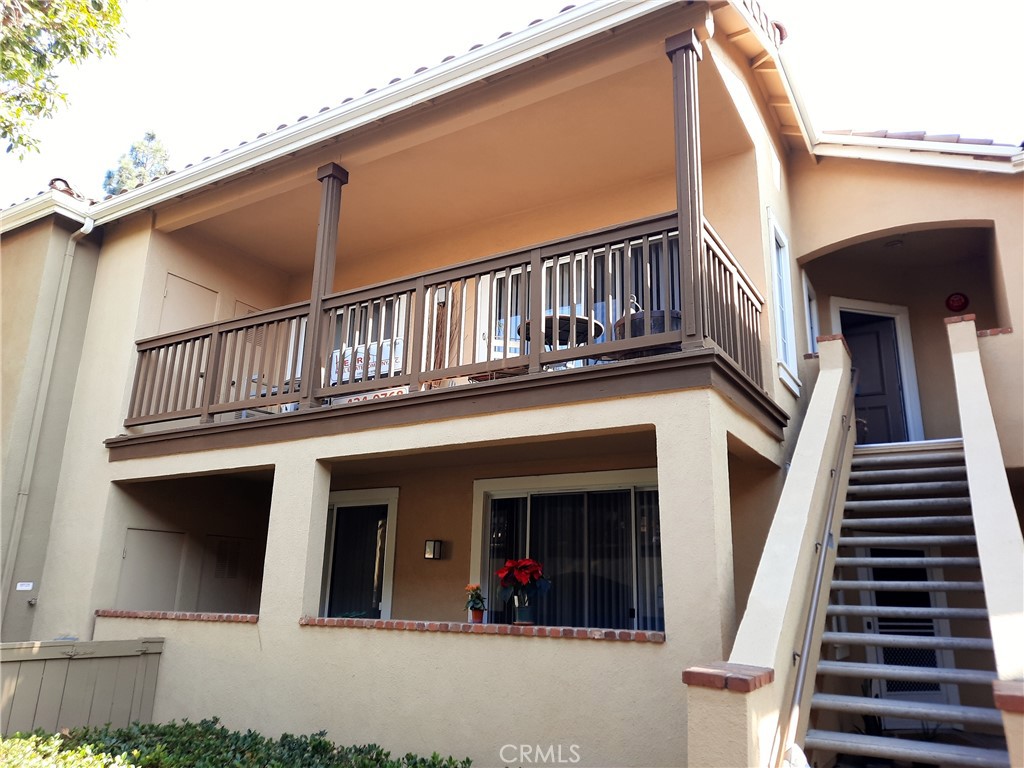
[841,311,908,444]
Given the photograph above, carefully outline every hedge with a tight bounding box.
[1,719,472,768]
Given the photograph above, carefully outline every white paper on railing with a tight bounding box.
[336,385,410,404]
[333,338,404,384]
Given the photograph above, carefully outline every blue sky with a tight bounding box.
[1,0,1019,206]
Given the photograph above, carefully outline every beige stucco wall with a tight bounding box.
[791,155,1023,465]
[1,221,54,452]
[137,228,296,337]
[728,440,785,621]
[37,380,780,767]
[979,332,1024,469]
[706,34,809,457]
[1,216,101,640]
[790,155,1023,331]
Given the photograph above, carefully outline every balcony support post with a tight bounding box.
[666,15,712,342]
[300,163,349,408]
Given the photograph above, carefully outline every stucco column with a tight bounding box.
[665,13,712,343]
[300,163,349,408]
[258,455,331,626]
[656,392,734,659]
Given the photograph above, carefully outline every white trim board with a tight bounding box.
[830,297,925,442]
[322,488,399,620]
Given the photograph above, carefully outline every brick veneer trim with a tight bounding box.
[683,661,775,692]
[977,327,1014,337]
[993,680,1024,713]
[95,609,258,623]
[297,616,664,642]
[944,314,977,324]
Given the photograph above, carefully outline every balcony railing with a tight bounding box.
[125,215,764,428]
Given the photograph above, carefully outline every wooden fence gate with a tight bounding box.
[1,637,163,735]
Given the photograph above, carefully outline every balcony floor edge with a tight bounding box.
[105,349,789,462]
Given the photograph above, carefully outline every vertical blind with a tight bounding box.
[487,488,663,630]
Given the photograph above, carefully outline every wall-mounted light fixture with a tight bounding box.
[424,540,444,560]
[435,286,447,306]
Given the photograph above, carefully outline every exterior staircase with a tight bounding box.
[804,439,1010,768]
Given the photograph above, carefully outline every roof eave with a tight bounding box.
[723,0,816,154]
[0,190,90,234]
[84,0,680,227]
[812,139,1024,175]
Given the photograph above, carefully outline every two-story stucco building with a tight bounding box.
[3,2,1022,766]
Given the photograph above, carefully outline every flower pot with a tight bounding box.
[470,608,485,623]
[513,604,536,626]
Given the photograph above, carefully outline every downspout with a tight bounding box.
[2,217,95,619]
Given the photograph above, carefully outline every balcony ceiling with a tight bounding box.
[178,38,749,281]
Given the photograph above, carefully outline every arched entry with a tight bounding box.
[802,224,1001,444]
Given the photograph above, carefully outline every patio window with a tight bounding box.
[484,484,663,631]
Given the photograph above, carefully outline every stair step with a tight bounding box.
[839,534,977,547]
[835,556,980,568]
[846,480,970,497]
[822,631,994,651]
[851,449,965,469]
[846,497,972,513]
[831,579,984,591]
[804,729,1009,768]
[818,660,998,685]
[810,693,1004,727]
[850,466,967,483]
[827,604,989,620]
[842,515,975,530]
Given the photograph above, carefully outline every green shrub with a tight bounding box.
[0,733,137,767]
[5,719,471,768]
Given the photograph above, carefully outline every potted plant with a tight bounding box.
[496,558,551,625]
[464,583,486,623]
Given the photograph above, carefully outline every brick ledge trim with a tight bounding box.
[96,609,258,624]
[298,616,664,642]
[683,661,775,693]
[993,680,1024,713]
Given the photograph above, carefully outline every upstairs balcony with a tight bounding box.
[103,7,791,455]
[124,214,766,435]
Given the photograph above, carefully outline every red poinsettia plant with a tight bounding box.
[496,558,551,604]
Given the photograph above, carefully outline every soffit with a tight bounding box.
[178,48,748,277]
[803,226,992,274]
[328,427,658,479]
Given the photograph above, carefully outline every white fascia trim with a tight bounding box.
[815,132,1022,158]
[774,48,817,154]
[86,1,673,227]
[812,134,1024,174]
[0,191,90,234]
[811,142,1023,175]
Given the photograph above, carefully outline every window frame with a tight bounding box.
[768,213,801,395]
[471,469,659,629]
[803,271,819,355]
[320,488,399,620]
